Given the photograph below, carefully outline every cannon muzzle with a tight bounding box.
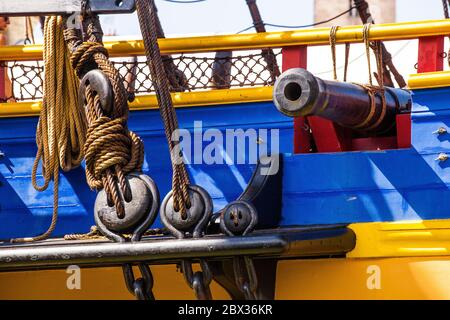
[273,68,411,133]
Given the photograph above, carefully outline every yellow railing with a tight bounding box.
[1,19,450,61]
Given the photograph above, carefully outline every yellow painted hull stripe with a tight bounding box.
[0,87,274,118]
[348,219,450,258]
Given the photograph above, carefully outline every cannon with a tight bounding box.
[273,68,412,133]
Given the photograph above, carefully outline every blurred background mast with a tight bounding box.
[150,0,188,91]
[314,0,405,87]
[245,0,280,81]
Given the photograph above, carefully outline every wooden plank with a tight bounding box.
[0,0,135,16]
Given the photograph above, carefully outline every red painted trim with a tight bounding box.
[282,46,307,71]
[351,136,397,151]
[282,46,311,154]
[0,65,5,102]
[0,34,6,101]
[307,116,351,152]
[396,113,411,148]
[417,36,444,73]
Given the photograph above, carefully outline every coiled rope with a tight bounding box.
[11,16,87,243]
[63,9,144,219]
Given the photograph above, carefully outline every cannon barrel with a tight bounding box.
[273,68,412,133]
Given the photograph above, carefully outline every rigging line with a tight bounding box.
[315,40,412,76]
[236,6,356,34]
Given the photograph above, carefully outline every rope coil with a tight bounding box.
[11,16,87,243]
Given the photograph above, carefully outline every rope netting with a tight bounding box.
[0,50,281,102]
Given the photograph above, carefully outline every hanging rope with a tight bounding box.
[353,0,406,88]
[11,16,87,243]
[63,9,144,220]
[329,26,350,82]
[135,0,191,217]
[24,17,35,44]
[353,23,387,132]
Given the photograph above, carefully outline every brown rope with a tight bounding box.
[353,23,387,132]
[63,12,144,219]
[343,43,350,82]
[64,225,167,240]
[135,0,191,217]
[329,26,339,81]
[11,16,87,243]
[25,17,35,44]
[329,26,350,82]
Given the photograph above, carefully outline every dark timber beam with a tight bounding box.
[0,0,136,16]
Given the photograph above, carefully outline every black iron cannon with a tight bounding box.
[273,68,412,133]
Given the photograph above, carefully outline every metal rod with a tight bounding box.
[0,227,355,271]
[273,68,411,133]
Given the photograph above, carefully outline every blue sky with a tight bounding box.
[100,0,446,37]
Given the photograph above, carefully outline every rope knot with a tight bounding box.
[84,113,141,190]
[70,42,109,77]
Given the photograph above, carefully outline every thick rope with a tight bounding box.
[11,16,87,243]
[63,12,144,219]
[135,0,191,217]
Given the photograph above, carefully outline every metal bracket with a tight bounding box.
[210,154,283,233]
[209,259,277,300]
[0,0,136,16]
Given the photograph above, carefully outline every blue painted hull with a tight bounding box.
[0,86,449,239]
[0,101,293,238]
